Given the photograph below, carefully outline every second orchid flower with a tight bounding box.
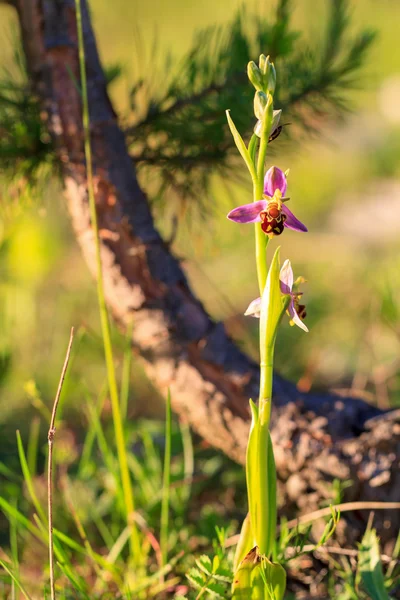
[245,259,309,332]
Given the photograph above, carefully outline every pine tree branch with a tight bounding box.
[124,0,375,211]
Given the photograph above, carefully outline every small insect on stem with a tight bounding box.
[268,123,291,144]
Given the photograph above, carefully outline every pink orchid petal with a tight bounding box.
[227,200,267,224]
[279,259,293,294]
[244,297,261,318]
[288,299,309,332]
[282,205,308,232]
[263,166,287,197]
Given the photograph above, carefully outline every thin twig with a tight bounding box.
[286,544,398,564]
[225,501,400,548]
[284,501,400,531]
[48,327,75,600]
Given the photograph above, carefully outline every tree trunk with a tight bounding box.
[10,0,399,549]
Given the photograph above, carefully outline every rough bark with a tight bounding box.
[12,0,399,547]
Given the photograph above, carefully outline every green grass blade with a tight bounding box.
[0,559,33,600]
[107,525,131,564]
[120,321,133,420]
[56,562,90,599]
[0,496,44,542]
[9,506,19,560]
[78,383,108,476]
[0,460,20,481]
[92,512,115,550]
[74,0,140,561]
[27,417,40,477]
[160,389,172,567]
[358,528,390,600]
[16,430,47,524]
[179,417,194,509]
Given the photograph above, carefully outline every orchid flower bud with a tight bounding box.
[247,61,263,91]
[254,91,268,120]
[258,54,276,94]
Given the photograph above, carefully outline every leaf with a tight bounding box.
[195,554,213,575]
[358,529,391,600]
[205,580,226,598]
[259,246,285,358]
[16,431,47,524]
[187,568,205,589]
[234,513,253,572]
[266,432,277,556]
[248,133,259,167]
[232,546,286,599]
[226,110,257,183]
[0,559,33,600]
[211,569,232,583]
[246,400,259,550]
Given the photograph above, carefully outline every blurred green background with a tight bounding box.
[1,0,400,438]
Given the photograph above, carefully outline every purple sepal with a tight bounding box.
[227,200,267,224]
[263,166,287,197]
[282,205,308,232]
[279,259,293,295]
[244,297,261,318]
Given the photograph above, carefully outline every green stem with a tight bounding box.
[254,189,269,296]
[74,0,140,562]
[258,359,274,424]
[256,358,274,556]
[251,106,275,555]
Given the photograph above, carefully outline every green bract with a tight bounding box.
[232,547,286,600]
[254,91,269,120]
[247,61,264,91]
[259,247,287,363]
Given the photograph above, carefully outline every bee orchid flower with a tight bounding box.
[227,167,307,237]
[245,259,308,332]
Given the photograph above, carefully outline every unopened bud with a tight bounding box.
[266,61,276,94]
[254,91,268,120]
[247,61,263,91]
[253,94,274,137]
[258,54,276,94]
[259,54,268,73]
